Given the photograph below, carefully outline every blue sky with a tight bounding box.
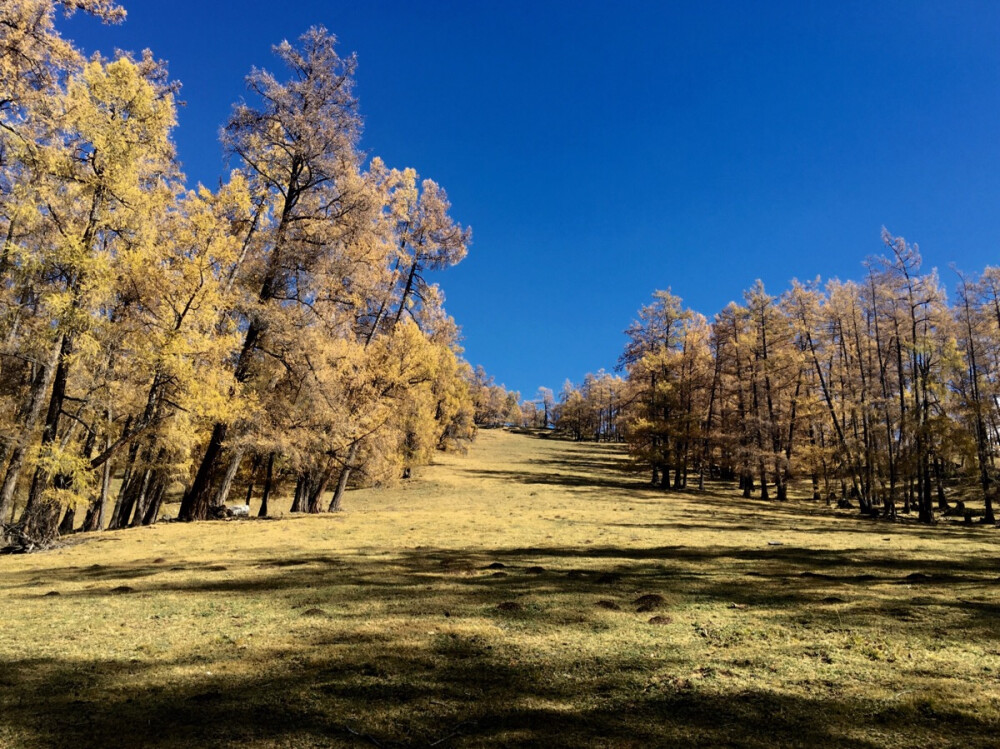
[64,1,1000,399]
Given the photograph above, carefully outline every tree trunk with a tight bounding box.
[111,462,154,530]
[83,451,112,532]
[108,468,138,530]
[0,336,62,525]
[307,458,336,513]
[213,448,245,510]
[127,469,153,528]
[179,421,228,521]
[241,454,262,512]
[329,442,360,512]
[775,470,787,502]
[758,460,769,501]
[18,335,75,540]
[290,473,309,513]
[933,456,949,511]
[258,453,275,518]
[57,505,75,535]
[141,477,166,525]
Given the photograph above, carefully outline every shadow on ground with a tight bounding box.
[3,534,1000,747]
[1,635,993,749]
[3,434,1000,747]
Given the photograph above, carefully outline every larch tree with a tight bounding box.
[618,289,709,489]
[179,26,366,521]
[2,49,178,541]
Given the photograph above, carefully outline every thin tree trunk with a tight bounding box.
[308,458,336,513]
[242,455,262,512]
[290,473,308,513]
[958,276,995,522]
[213,448,245,510]
[329,442,360,512]
[127,469,153,528]
[83,450,112,532]
[141,477,166,525]
[108,468,139,530]
[933,456,949,511]
[258,453,275,518]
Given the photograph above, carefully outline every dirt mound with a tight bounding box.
[634,593,666,612]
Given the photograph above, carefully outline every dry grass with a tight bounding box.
[2,430,1000,747]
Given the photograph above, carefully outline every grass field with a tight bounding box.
[2,429,1000,748]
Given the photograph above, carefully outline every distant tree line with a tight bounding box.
[569,233,1000,525]
[551,373,626,442]
[468,366,522,429]
[0,2,486,546]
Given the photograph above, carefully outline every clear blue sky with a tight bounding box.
[64,1,1000,399]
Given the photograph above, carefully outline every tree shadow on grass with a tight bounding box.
[466,457,1000,545]
[461,467,653,493]
[14,539,1000,596]
[528,452,637,473]
[2,643,994,749]
[4,538,1000,747]
[11,538,1000,645]
[494,435,1000,542]
[5,427,1000,746]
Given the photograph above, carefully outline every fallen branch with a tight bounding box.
[344,725,385,748]
[429,721,475,747]
[0,521,61,553]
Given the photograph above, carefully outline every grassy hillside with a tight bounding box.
[2,430,999,748]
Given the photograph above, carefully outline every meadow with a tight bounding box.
[2,429,999,748]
